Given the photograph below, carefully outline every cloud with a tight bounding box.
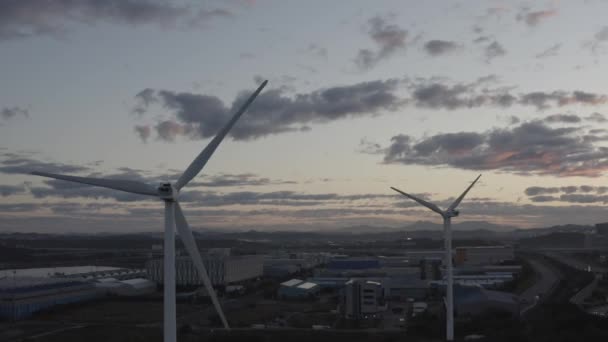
[525,185,608,197]
[519,91,608,110]
[585,26,608,54]
[409,82,512,110]
[508,116,521,125]
[0,184,25,196]
[1,106,28,120]
[0,152,299,195]
[479,7,510,20]
[423,40,461,56]
[238,52,255,60]
[134,125,151,142]
[526,186,608,204]
[26,178,396,207]
[544,113,582,123]
[535,43,561,58]
[0,0,232,41]
[154,120,193,142]
[358,138,384,155]
[381,121,608,177]
[484,41,506,62]
[132,76,608,142]
[473,36,492,44]
[29,182,153,203]
[306,44,328,59]
[188,173,296,187]
[26,167,162,202]
[516,8,557,27]
[0,203,40,213]
[355,16,408,70]
[406,76,608,111]
[596,26,608,41]
[133,79,405,141]
[528,195,558,202]
[0,156,90,175]
[586,112,607,123]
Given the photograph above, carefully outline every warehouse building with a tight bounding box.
[0,277,100,320]
[263,258,306,278]
[454,246,514,266]
[277,279,320,299]
[95,278,156,297]
[146,255,263,287]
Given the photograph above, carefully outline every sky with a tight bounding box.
[3,0,608,233]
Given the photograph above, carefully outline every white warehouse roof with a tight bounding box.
[97,277,119,283]
[120,278,155,289]
[281,278,303,287]
[297,282,318,290]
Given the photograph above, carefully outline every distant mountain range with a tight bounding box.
[0,221,595,242]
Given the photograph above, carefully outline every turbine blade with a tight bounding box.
[448,174,482,211]
[390,187,444,215]
[173,202,230,329]
[175,80,268,190]
[30,171,158,196]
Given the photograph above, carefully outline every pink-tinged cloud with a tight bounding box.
[382,121,608,177]
[517,9,558,27]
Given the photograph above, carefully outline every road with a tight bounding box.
[570,275,599,305]
[545,252,604,305]
[545,252,608,273]
[519,256,561,315]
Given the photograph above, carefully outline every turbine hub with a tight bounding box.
[446,209,460,217]
[158,182,178,201]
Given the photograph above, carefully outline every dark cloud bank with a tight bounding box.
[381,120,608,177]
[0,0,231,40]
[132,76,608,142]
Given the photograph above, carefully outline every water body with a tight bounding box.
[0,266,121,278]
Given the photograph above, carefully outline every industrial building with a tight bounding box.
[402,251,444,264]
[384,277,429,300]
[454,246,514,266]
[328,258,380,270]
[0,277,100,320]
[0,266,144,281]
[318,257,422,280]
[95,278,156,297]
[420,257,442,280]
[264,252,333,277]
[146,255,263,287]
[263,258,306,278]
[596,222,608,236]
[341,279,386,320]
[306,277,351,289]
[277,279,320,299]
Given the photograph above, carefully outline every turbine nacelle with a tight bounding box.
[445,209,460,218]
[158,183,178,201]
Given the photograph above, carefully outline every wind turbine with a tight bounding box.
[390,174,481,342]
[31,80,268,342]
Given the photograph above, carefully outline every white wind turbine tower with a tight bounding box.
[31,80,268,342]
[390,174,481,342]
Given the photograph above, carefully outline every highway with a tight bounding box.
[544,252,608,273]
[544,252,605,305]
[520,256,561,315]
